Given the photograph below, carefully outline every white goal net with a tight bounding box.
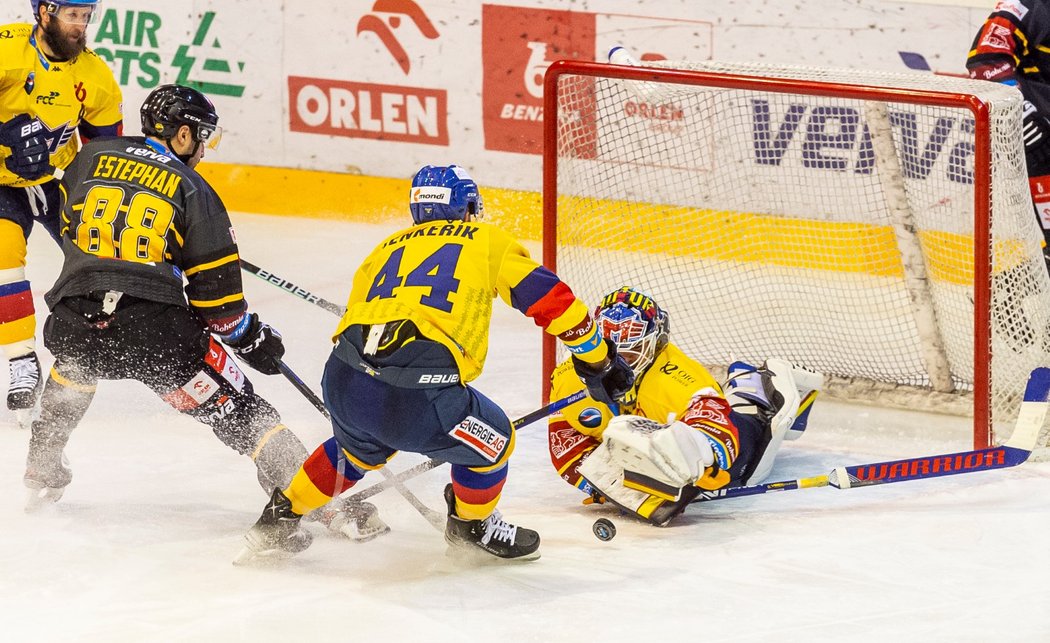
[542,59,1050,448]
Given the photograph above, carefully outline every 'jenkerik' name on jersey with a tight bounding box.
[382,223,478,248]
[91,154,183,198]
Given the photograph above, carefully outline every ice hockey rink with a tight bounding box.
[3,213,1050,642]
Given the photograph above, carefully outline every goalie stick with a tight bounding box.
[275,359,446,531]
[692,367,1050,504]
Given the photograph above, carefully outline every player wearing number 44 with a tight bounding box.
[21,85,375,541]
[548,287,825,527]
[237,164,635,563]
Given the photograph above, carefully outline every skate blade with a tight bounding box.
[334,521,391,543]
[24,484,64,513]
[443,543,541,564]
[232,543,299,566]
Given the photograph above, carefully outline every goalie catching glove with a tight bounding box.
[222,312,285,375]
[0,114,50,181]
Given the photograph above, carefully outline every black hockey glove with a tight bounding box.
[572,339,636,406]
[0,114,50,181]
[225,313,285,375]
[1023,100,1050,152]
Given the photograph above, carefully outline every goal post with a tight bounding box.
[541,58,1050,449]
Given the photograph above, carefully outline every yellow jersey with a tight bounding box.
[547,342,722,490]
[334,219,603,382]
[0,23,123,188]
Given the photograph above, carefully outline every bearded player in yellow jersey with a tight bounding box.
[547,287,824,526]
[236,164,635,563]
[0,0,122,424]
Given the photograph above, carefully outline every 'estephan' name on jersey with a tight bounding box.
[46,136,246,334]
[89,150,183,198]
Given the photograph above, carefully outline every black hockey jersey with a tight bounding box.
[967,0,1050,112]
[46,136,246,334]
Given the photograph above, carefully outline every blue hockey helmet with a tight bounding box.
[31,0,101,24]
[409,164,484,224]
[595,287,670,376]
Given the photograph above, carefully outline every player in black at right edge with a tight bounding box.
[21,84,385,541]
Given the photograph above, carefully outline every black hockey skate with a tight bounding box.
[443,484,540,561]
[234,488,313,565]
[23,426,72,512]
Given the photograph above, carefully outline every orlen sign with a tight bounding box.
[288,76,448,145]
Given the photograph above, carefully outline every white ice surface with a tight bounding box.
[2,213,1050,642]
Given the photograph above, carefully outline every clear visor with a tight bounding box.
[197,124,222,151]
[49,3,100,25]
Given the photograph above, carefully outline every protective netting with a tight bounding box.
[546,60,1050,447]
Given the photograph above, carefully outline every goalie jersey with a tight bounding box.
[548,342,722,492]
[46,136,246,335]
[0,23,123,188]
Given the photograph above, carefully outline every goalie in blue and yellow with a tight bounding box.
[547,287,824,526]
[238,164,635,562]
[0,0,122,422]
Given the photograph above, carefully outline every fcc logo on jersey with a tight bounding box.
[578,407,603,428]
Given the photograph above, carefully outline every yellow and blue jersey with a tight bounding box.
[334,219,606,382]
[547,342,722,489]
[0,23,123,188]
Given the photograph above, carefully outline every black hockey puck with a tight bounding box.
[592,518,616,541]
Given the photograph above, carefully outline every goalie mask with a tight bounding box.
[409,164,484,224]
[595,287,670,377]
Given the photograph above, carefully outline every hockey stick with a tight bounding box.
[240,259,591,502]
[692,367,1050,504]
[239,259,346,316]
[343,389,590,503]
[275,359,446,530]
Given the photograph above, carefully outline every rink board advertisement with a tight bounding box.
[0,0,998,210]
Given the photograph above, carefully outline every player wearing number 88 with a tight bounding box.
[22,86,330,524]
[239,164,635,562]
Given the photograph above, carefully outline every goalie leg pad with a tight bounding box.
[600,414,715,491]
[728,359,824,485]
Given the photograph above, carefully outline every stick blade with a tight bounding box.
[1003,367,1050,453]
